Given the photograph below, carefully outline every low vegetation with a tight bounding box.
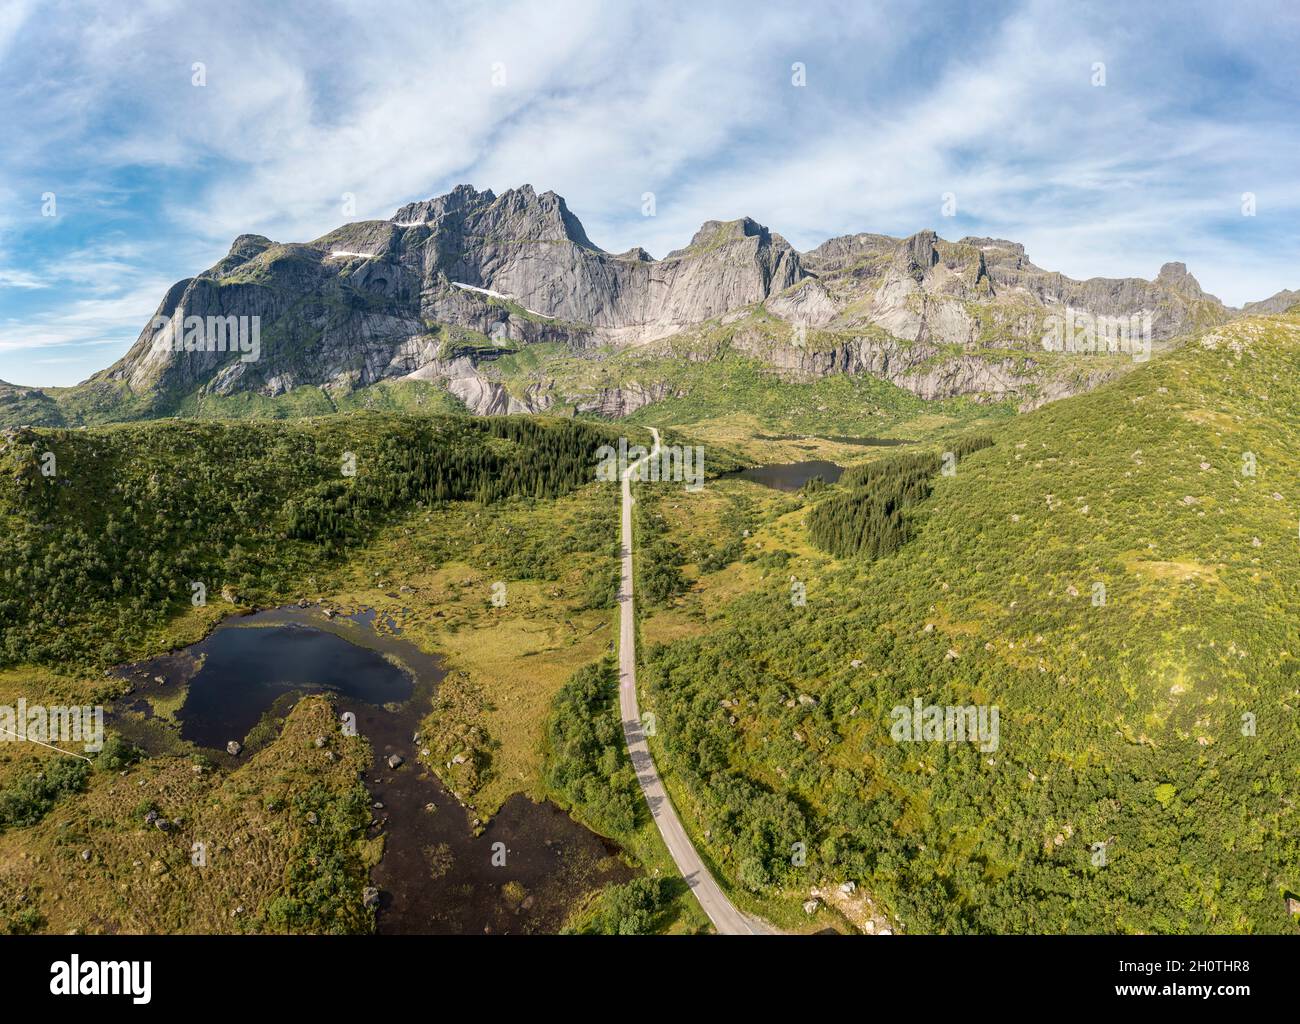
[640,313,1300,933]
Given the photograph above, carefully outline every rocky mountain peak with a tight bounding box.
[228,234,273,259]
[615,246,655,262]
[1241,288,1300,316]
[889,229,941,280]
[1156,261,1203,295]
[390,183,495,227]
[680,216,771,253]
[961,236,1026,256]
[62,181,1285,430]
[487,185,600,250]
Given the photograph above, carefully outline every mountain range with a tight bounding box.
[2,183,1295,427]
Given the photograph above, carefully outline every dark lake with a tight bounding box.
[112,606,632,933]
[175,623,413,748]
[732,460,843,491]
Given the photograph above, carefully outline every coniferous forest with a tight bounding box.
[0,415,626,669]
[808,436,993,559]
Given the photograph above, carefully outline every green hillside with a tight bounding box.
[639,310,1300,933]
[0,413,630,669]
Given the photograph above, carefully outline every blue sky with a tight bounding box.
[0,0,1297,386]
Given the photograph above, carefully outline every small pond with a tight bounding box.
[111,606,631,933]
[732,460,843,491]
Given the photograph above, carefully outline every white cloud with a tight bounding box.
[0,268,46,289]
[0,0,1297,384]
[0,0,31,59]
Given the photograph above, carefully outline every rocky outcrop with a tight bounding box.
[1242,288,1300,316]
[54,183,1290,425]
[574,381,679,418]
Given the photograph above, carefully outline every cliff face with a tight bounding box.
[58,183,1272,421]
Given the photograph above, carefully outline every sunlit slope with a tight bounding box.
[642,310,1300,933]
[0,414,629,669]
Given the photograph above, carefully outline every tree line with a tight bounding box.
[808,435,994,559]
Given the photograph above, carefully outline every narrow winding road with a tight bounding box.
[617,427,769,935]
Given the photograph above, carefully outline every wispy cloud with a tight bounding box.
[0,268,47,289]
[0,276,171,354]
[0,0,1297,385]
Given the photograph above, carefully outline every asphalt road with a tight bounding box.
[617,427,770,935]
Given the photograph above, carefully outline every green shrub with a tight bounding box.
[544,660,639,838]
[0,757,91,831]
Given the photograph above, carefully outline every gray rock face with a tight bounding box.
[1242,288,1300,316]
[76,183,1289,422]
[574,381,680,418]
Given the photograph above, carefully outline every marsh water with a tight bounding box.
[112,606,630,933]
[733,460,844,491]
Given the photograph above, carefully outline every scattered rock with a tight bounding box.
[314,736,327,748]
[226,741,242,756]
[362,887,380,909]
[386,754,404,769]
[79,849,92,862]
[802,898,820,915]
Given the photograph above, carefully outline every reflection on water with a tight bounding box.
[733,460,843,491]
[112,606,632,933]
[173,623,413,748]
